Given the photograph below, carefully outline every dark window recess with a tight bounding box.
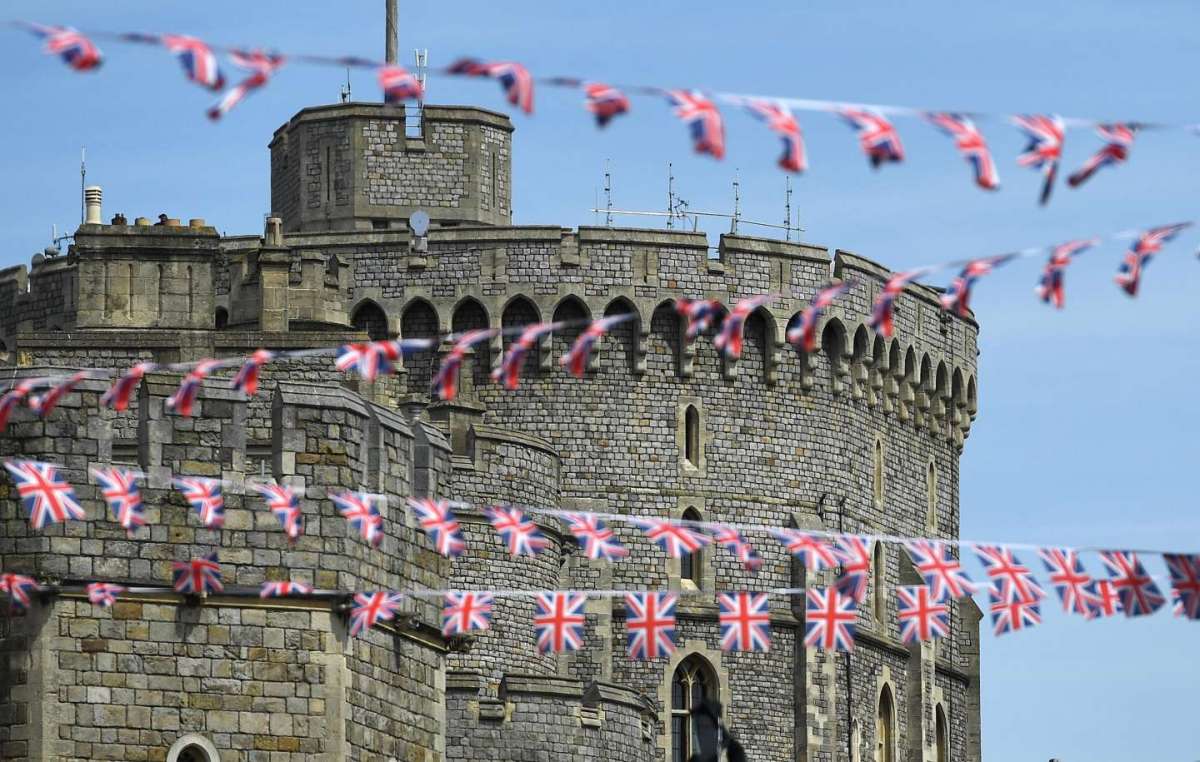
[247,443,273,477]
[111,440,139,466]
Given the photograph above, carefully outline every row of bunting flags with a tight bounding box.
[13,20,1200,204]
[0,219,1196,433]
[0,457,1197,655]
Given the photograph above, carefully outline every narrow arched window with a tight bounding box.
[926,462,939,532]
[875,685,895,762]
[684,405,701,469]
[935,704,949,762]
[671,656,718,762]
[680,507,703,588]
[872,541,886,622]
[872,438,884,505]
[214,307,228,330]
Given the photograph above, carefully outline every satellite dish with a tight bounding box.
[409,210,430,237]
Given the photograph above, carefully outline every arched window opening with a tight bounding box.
[742,310,770,382]
[351,301,389,342]
[671,656,718,762]
[401,300,439,396]
[167,735,220,762]
[684,405,701,469]
[552,297,591,372]
[650,301,683,378]
[875,685,895,762]
[872,438,884,505]
[872,541,886,622]
[926,462,939,532]
[178,747,213,762]
[452,298,491,391]
[502,297,541,383]
[935,704,949,762]
[604,299,638,375]
[214,307,228,330]
[680,507,703,588]
[821,320,846,392]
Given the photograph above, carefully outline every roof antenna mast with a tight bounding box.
[604,159,613,227]
[784,176,792,242]
[666,162,675,229]
[730,169,741,235]
[79,147,86,224]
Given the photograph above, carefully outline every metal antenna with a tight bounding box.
[784,176,793,242]
[413,48,428,104]
[79,147,86,224]
[730,170,741,235]
[666,162,675,229]
[593,188,599,226]
[604,159,613,227]
[340,67,352,103]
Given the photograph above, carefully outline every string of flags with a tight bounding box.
[13,20,1200,204]
[0,459,1197,656]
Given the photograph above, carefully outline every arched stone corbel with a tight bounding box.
[914,379,930,429]
[765,326,781,387]
[679,316,696,379]
[633,321,648,376]
[895,367,912,423]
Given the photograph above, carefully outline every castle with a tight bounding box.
[0,101,983,762]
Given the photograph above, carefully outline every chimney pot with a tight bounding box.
[188,218,206,229]
[111,213,127,226]
[134,217,151,227]
[84,186,103,225]
[264,216,284,247]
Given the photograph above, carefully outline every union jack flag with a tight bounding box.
[442,591,494,636]
[674,298,725,342]
[0,379,40,431]
[349,591,404,637]
[166,359,223,417]
[379,64,423,104]
[972,545,1043,603]
[174,476,224,528]
[869,269,930,338]
[260,580,312,599]
[896,585,950,644]
[772,529,838,572]
[405,498,466,557]
[665,90,725,160]
[1114,223,1192,297]
[940,254,1017,318]
[91,466,145,537]
[903,540,977,601]
[1036,239,1097,309]
[332,491,385,549]
[634,519,711,559]
[832,534,873,604]
[4,459,86,529]
[1082,578,1122,619]
[433,329,497,401]
[207,49,286,120]
[534,592,588,653]
[712,526,762,572]
[927,113,999,190]
[1012,114,1065,205]
[1068,123,1136,188]
[492,322,558,390]
[102,362,156,411]
[989,587,1042,636]
[561,513,629,561]
[161,34,225,91]
[86,582,126,608]
[231,349,275,396]
[839,108,904,168]
[24,23,102,71]
[786,281,854,353]
[1037,547,1093,616]
[1162,553,1200,620]
[483,505,548,557]
[713,294,777,360]
[28,372,89,418]
[743,99,807,173]
[172,553,223,595]
[718,592,771,652]
[1099,550,1166,617]
[336,338,432,381]
[447,58,533,114]
[584,82,630,127]
[0,573,40,611]
[804,587,857,651]
[560,315,632,378]
[625,592,677,660]
[250,482,303,543]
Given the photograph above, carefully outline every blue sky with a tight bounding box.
[3,2,1199,759]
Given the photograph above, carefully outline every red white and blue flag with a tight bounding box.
[208,49,285,121]
[251,482,303,543]
[869,269,930,339]
[91,466,145,536]
[172,553,223,595]
[0,379,40,432]
[560,315,632,378]
[713,294,777,359]
[333,491,386,549]
[839,108,904,168]
[1099,550,1166,617]
[833,534,873,604]
[712,526,763,572]
[1012,114,1065,205]
[939,254,1017,318]
[896,585,950,644]
[626,592,677,660]
[4,459,86,529]
[1037,548,1093,617]
[102,362,156,411]
[1068,123,1136,188]
[718,592,771,652]
[1036,239,1096,309]
[787,281,853,353]
[561,513,629,561]
[1162,553,1200,620]
[988,587,1042,636]
[433,329,497,401]
[161,34,225,91]
[534,592,588,653]
[260,580,312,599]
[492,322,558,390]
[972,545,1043,603]
[349,591,404,636]
[24,23,102,71]
[634,519,710,559]
[231,349,275,396]
[1114,223,1192,297]
[1082,578,1122,619]
[379,64,423,103]
[167,359,223,417]
[804,587,857,651]
[773,529,839,572]
[442,591,494,636]
[86,582,126,608]
[447,58,534,114]
[0,573,40,611]
[665,90,725,160]
[484,505,549,557]
[28,372,90,418]
[406,498,466,557]
[175,476,224,528]
[674,298,725,342]
[927,113,999,190]
[743,99,807,173]
[904,540,977,601]
[584,82,631,127]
